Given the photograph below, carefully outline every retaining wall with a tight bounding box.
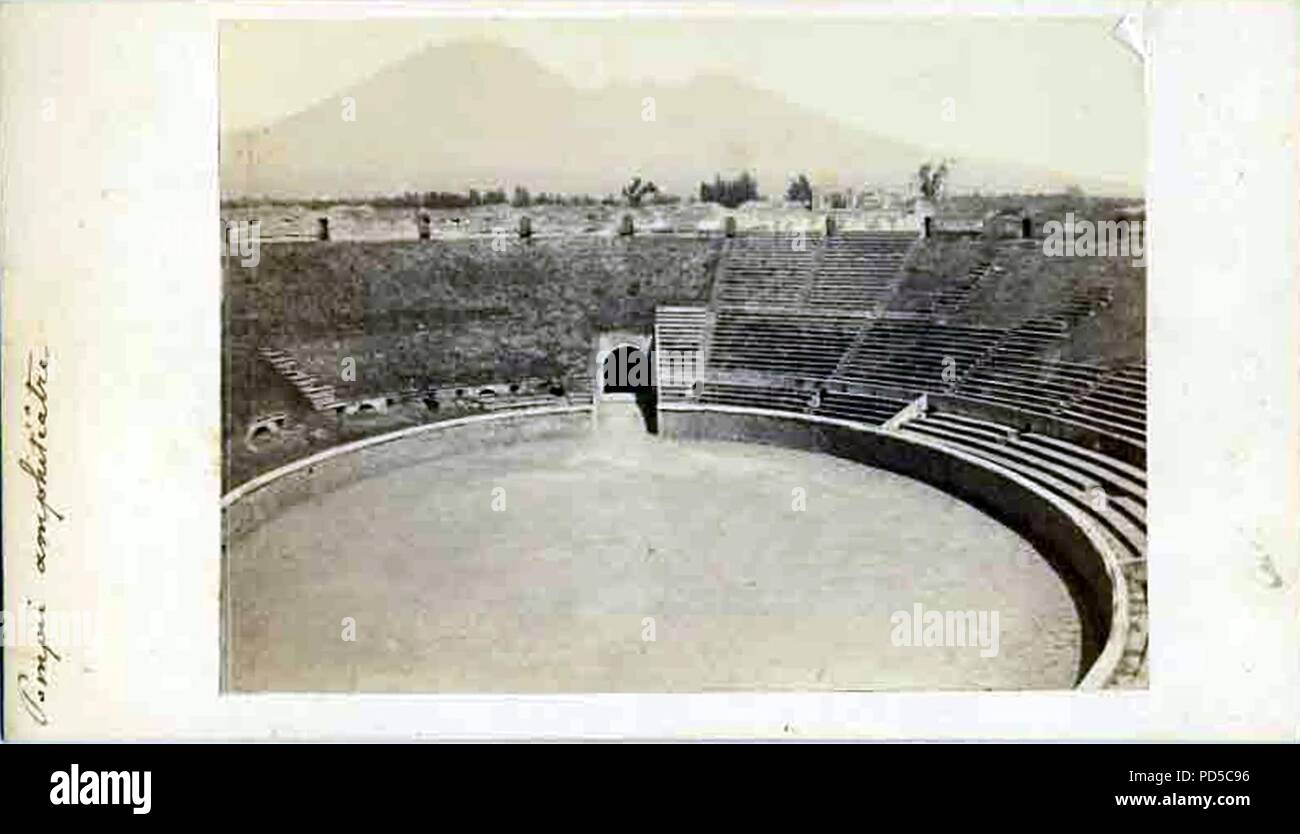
[659,403,1129,689]
[221,400,1126,688]
[222,406,594,540]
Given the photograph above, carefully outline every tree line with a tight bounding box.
[222,164,960,211]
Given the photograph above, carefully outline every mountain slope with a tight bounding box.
[220,40,1093,199]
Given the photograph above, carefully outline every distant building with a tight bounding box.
[815,190,852,211]
[984,207,1034,239]
[854,187,887,211]
[931,206,984,236]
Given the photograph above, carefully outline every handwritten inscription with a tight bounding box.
[14,345,64,727]
[18,346,63,573]
[17,599,61,726]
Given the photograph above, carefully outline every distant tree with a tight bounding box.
[917,161,950,202]
[786,173,814,209]
[699,171,760,209]
[511,186,532,208]
[414,190,476,209]
[621,176,659,207]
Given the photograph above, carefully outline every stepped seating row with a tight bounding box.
[951,352,1145,446]
[822,231,915,254]
[717,231,915,311]
[700,311,1146,448]
[689,373,1147,550]
[726,244,818,260]
[1025,284,1115,331]
[833,321,1008,392]
[899,410,1148,681]
[696,380,812,413]
[1056,362,1146,443]
[950,391,1144,448]
[727,232,824,251]
[958,357,1102,409]
[1073,362,1146,415]
[818,234,913,267]
[813,391,909,424]
[724,241,819,270]
[853,319,1009,354]
[904,412,1146,545]
[953,321,1069,366]
[704,313,1106,398]
[654,306,708,402]
[693,381,906,426]
[717,237,816,305]
[707,310,861,379]
[1054,285,1114,328]
[717,261,812,306]
[1007,318,1069,340]
[941,390,1146,448]
[683,371,1150,548]
[807,232,914,311]
[806,272,897,310]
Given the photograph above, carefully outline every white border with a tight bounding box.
[3,0,1296,740]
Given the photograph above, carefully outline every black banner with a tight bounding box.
[0,742,1285,819]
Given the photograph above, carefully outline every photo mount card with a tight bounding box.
[2,0,1296,741]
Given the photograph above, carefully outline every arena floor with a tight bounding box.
[225,405,1084,692]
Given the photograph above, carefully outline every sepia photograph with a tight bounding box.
[2,0,1298,769]
[219,15,1148,694]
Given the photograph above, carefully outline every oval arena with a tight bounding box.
[223,220,1148,692]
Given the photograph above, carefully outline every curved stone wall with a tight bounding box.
[221,400,1126,689]
[222,406,594,540]
[659,403,1129,689]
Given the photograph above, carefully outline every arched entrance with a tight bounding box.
[597,342,657,433]
[601,344,652,395]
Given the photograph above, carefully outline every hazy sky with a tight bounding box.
[220,16,1145,189]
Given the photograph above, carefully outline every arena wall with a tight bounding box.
[221,399,1127,689]
[658,403,1129,689]
[222,405,594,539]
[927,392,1146,469]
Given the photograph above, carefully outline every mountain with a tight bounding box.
[220,40,1112,200]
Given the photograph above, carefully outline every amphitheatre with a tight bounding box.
[222,198,1147,693]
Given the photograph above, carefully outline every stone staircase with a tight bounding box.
[654,306,708,402]
[931,259,999,319]
[257,346,340,411]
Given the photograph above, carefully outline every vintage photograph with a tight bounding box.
[219,15,1147,693]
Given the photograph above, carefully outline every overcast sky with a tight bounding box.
[220,16,1145,190]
